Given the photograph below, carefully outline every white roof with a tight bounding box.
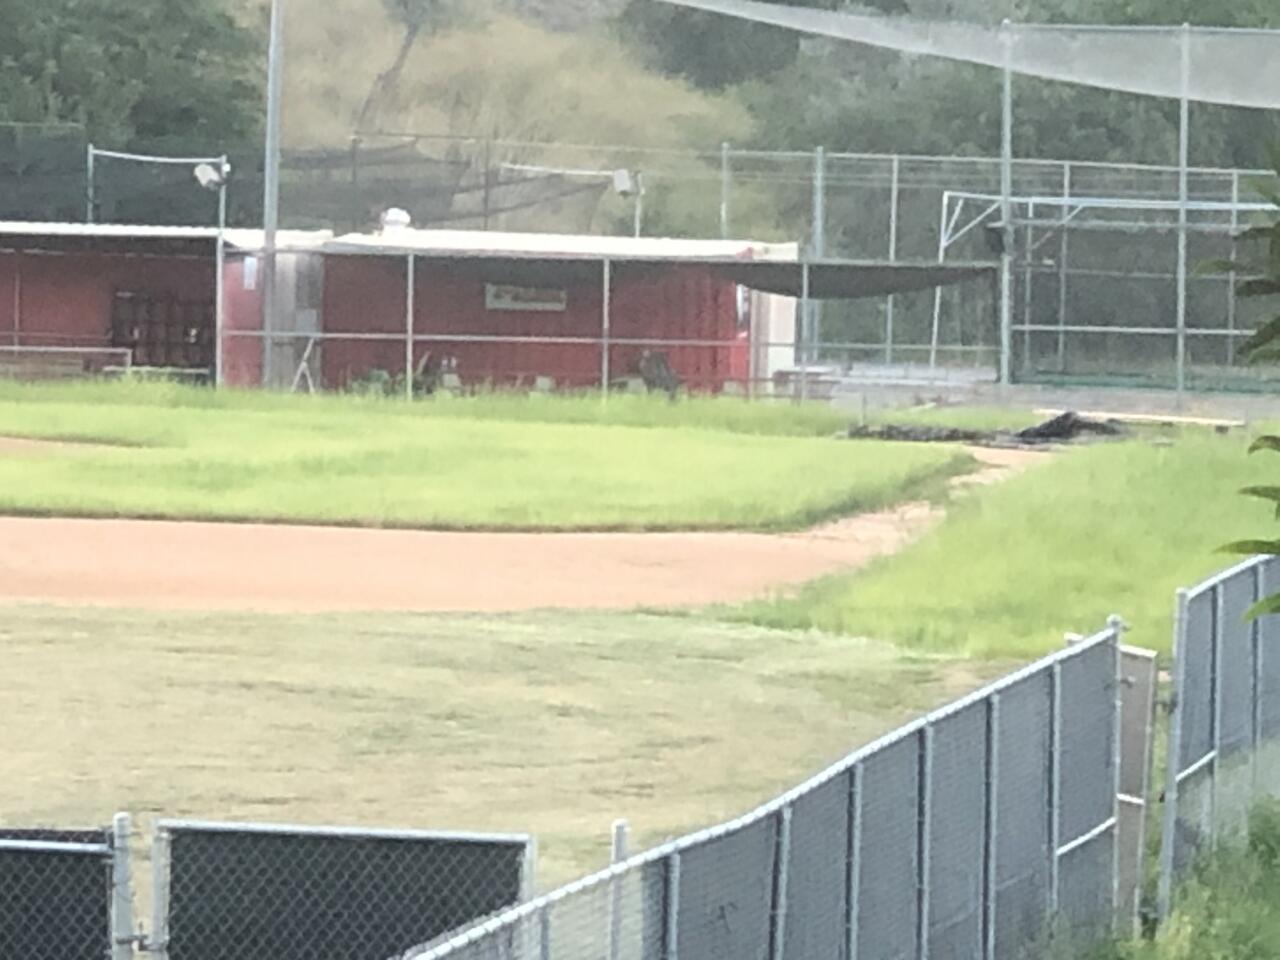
[0,221,799,262]
[0,221,219,241]
[320,228,793,261]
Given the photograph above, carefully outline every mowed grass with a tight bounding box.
[0,382,965,530]
[0,605,1011,889]
[736,430,1276,659]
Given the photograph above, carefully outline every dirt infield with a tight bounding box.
[0,447,1043,613]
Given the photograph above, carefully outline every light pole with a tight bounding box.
[195,160,231,388]
[262,0,286,386]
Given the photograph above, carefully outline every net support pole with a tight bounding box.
[601,257,612,399]
[262,0,286,388]
[720,142,732,240]
[999,22,1014,387]
[86,144,96,224]
[1228,170,1240,367]
[1057,163,1071,372]
[405,253,415,402]
[886,155,900,365]
[1022,200,1035,375]
[799,259,811,403]
[811,146,826,359]
[1176,22,1191,396]
[214,162,228,388]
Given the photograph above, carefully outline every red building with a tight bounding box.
[0,222,991,391]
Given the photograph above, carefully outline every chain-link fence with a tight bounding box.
[413,626,1126,960]
[1157,555,1280,918]
[8,125,1269,392]
[0,826,117,960]
[150,820,534,960]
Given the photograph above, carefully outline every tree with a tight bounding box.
[355,0,465,133]
[615,0,891,92]
[1215,152,1280,616]
[0,0,262,150]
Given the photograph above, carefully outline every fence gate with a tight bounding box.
[0,827,117,960]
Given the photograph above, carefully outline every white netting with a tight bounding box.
[656,0,1280,109]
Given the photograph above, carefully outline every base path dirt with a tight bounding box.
[0,447,1045,614]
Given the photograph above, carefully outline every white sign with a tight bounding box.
[485,284,567,312]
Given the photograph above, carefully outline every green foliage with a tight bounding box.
[735,0,1280,169]
[1091,800,1280,960]
[732,431,1275,659]
[1215,153,1280,615]
[0,381,964,530]
[615,0,877,91]
[0,0,262,149]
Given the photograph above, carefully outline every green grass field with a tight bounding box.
[0,604,1010,888]
[735,429,1274,658]
[0,382,966,530]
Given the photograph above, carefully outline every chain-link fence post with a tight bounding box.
[770,807,792,960]
[150,826,171,960]
[664,853,681,960]
[720,143,731,240]
[983,695,1001,960]
[1049,661,1064,912]
[1158,589,1191,920]
[846,764,862,960]
[111,813,136,960]
[918,725,934,960]
[607,820,629,960]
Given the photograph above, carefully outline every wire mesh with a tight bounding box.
[926,703,987,960]
[0,839,114,960]
[160,822,531,960]
[855,732,921,960]
[675,818,778,960]
[783,773,851,960]
[991,673,1052,960]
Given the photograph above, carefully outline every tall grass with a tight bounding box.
[1094,801,1280,960]
[735,431,1274,658]
[0,380,851,437]
[0,382,962,530]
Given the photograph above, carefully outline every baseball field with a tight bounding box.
[0,381,1273,889]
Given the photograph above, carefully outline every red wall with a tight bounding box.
[0,251,213,349]
[320,257,748,392]
[221,257,264,388]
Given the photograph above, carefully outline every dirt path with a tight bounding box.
[0,447,1046,613]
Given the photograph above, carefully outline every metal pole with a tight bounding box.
[1057,163,1071,372]
[150,828,172,960]
[1176,23,1191,395]
[720,142,731,240]
[405,254,415,402]
[847,764,863,960]
[111,813,135,960]
[214,162,228,389]
[1049,662,1063,911]
[86,144,96,223]
[1210,583,1224,845]
[1253,563,1265,799]
[262,0,286,387]
[886,156,901,365]
[1157,590,1191,920]
[811,146,826,358]
[601,258,612,398]
[1228,170,1240,366]
[918,726,934,960]
[633,174,645,239]
[999,22,1015,387]
[929,193,951,371]
[665,853,681,960]
[983,696,1001,960]
[608,820,629,960]
[771,807,793,960]
[1022,200,1035,374]
[799,260,810,403]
